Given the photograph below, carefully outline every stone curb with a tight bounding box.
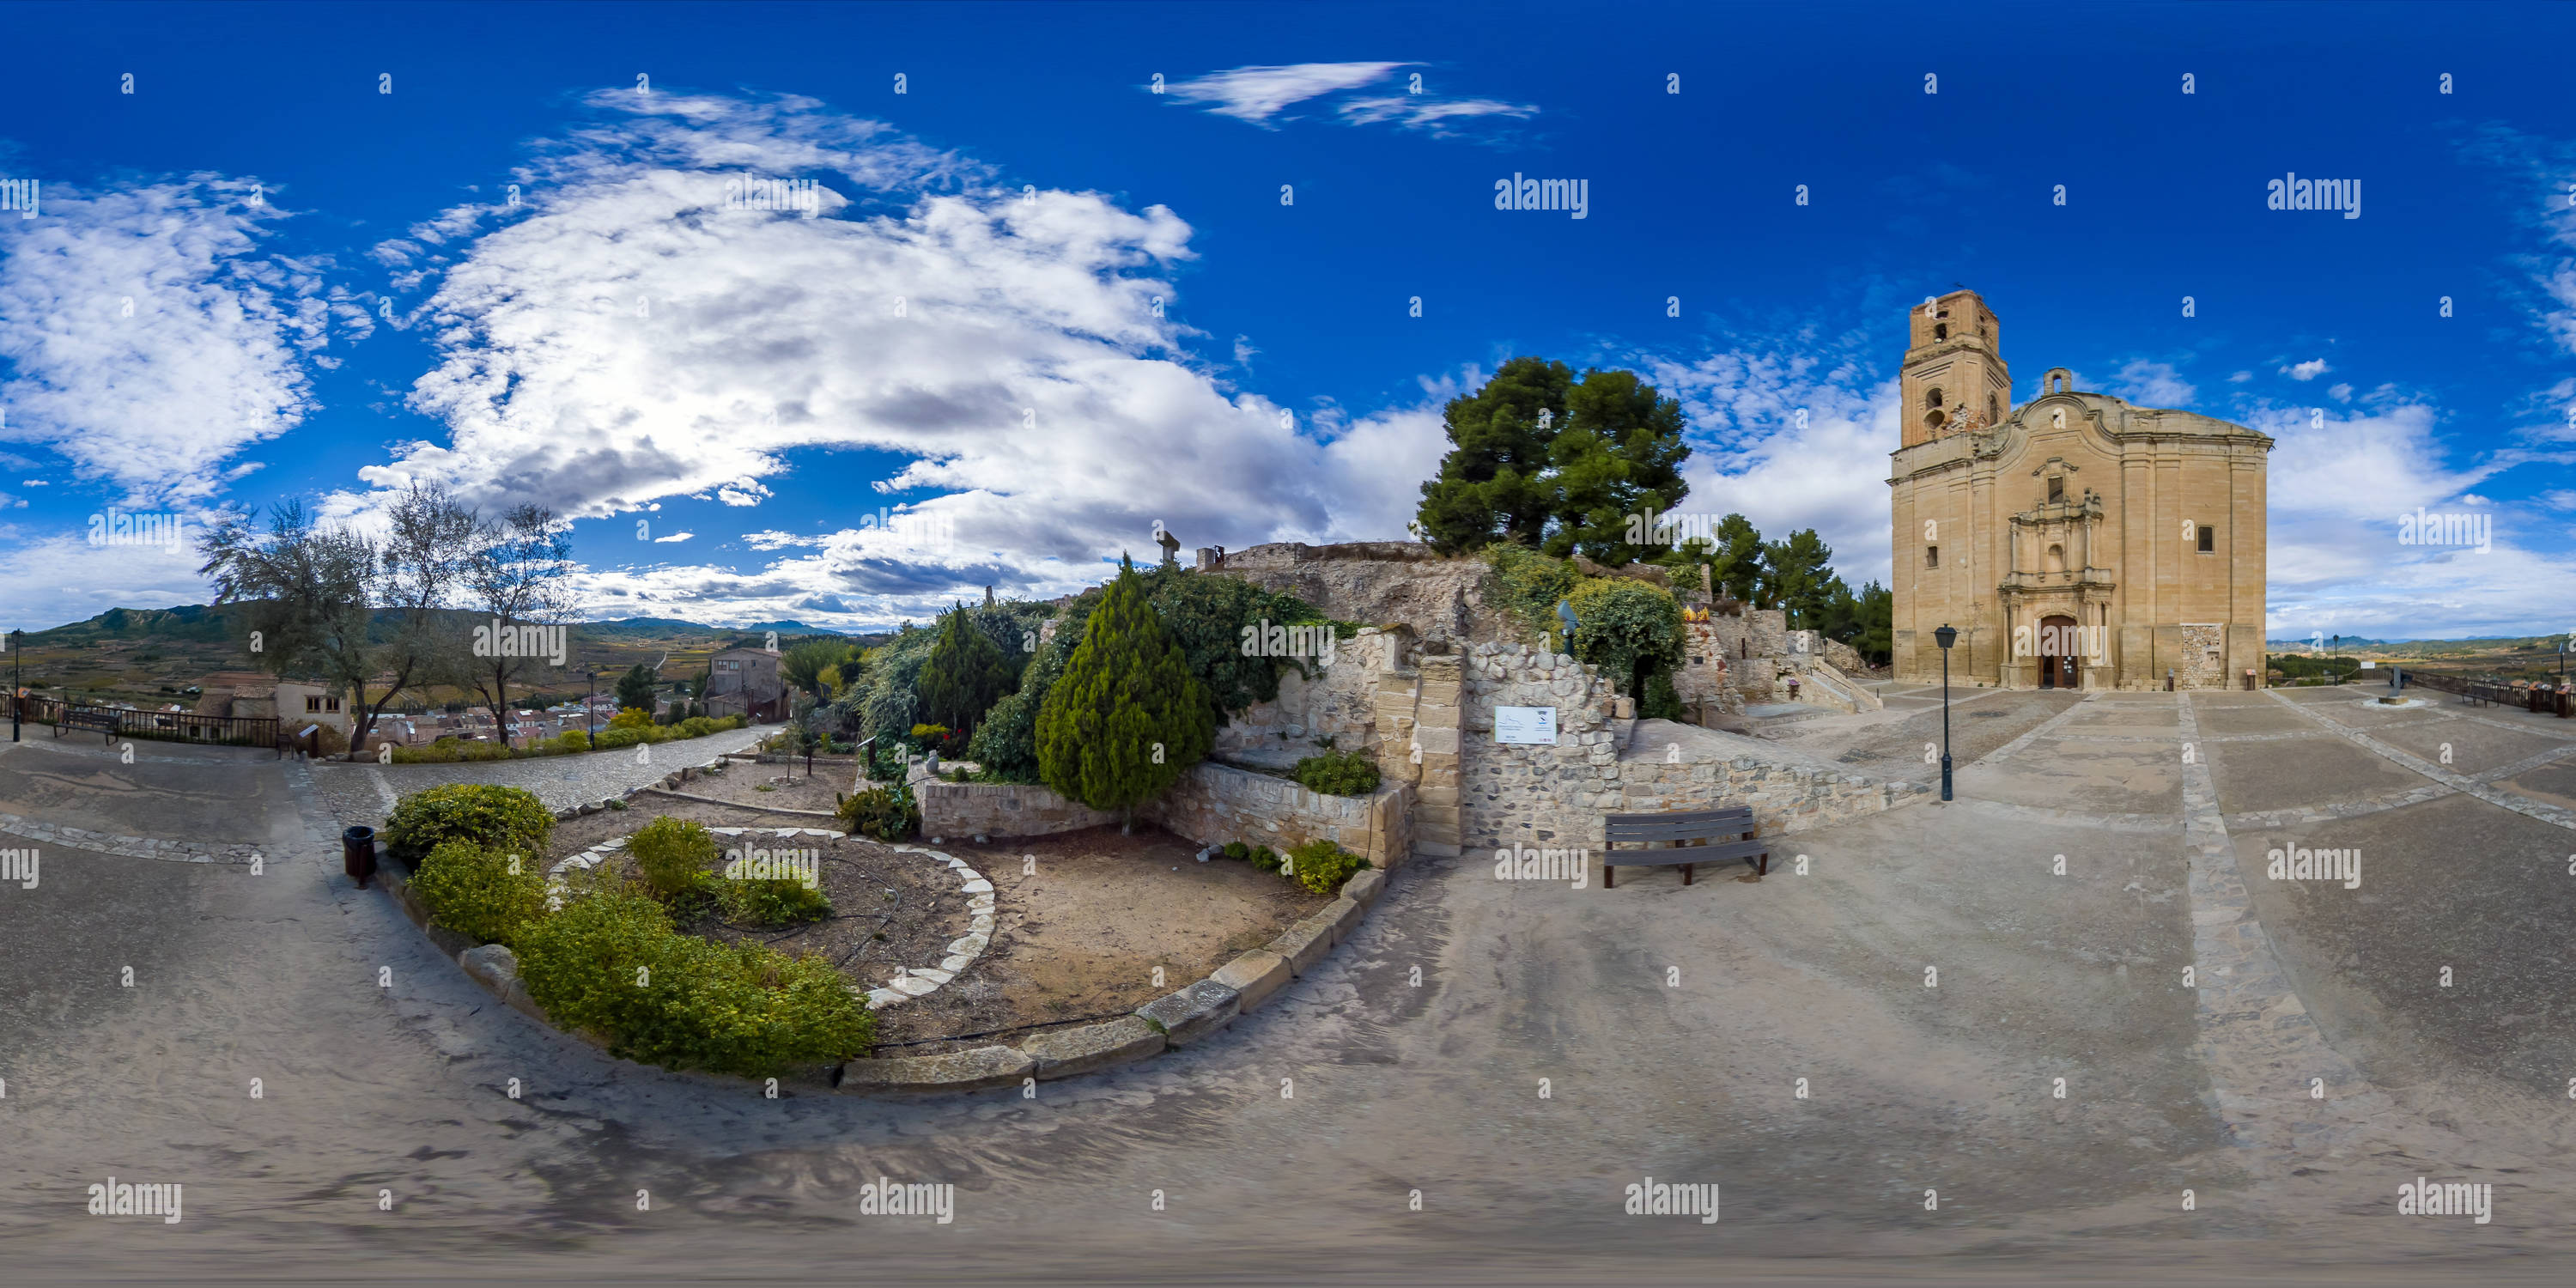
[379,773,1406,1094]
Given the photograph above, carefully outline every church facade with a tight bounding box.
[1887,290,2272,691]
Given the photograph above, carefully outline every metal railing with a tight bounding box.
[8,695,285,754]
[2402,671,2573,716]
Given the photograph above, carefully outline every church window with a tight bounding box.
[2047,477,2063,502]
[2196,525,2215,553]
[1924,410,1945,431]
[2044,544,2066,572]
[1924,545,1940,569]
[1934,323,1947,340]
[1989,394,1999,422]
[1926,387,1943,408]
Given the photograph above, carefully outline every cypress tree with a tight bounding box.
[1036,557,1212,832]
[917,605,1019,737]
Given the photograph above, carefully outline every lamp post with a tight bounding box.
[585,667,598,749]
[1934,623,1958,802]
[9,628,21,743]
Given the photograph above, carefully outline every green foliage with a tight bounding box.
[1415,355,1575,553]
[1414,358,1692,563]
[382,783,555,866]
[1482,542,1583,646]
[917,605,1022,735]
[1656,513,1765,604]
[716,875,833,927]
[1540,368,1692,566]
[1284,839,1363,895]
[547,729,592,754]
[1759,527,1838,628]
[628,816,720,901]
[515,872,874,1077]
[1138,565,1322,723]
[2270,653,2363,681]
[609,707,652,731]
[1222,841,1249,861]
[410,838,550,947]
[1567,578,1686,702]
[1036,558,1213,825]
[838,781,920,841]
[1248,844,1281,873]
[1291,748,1382,797]
[780,639,850,699]
[615,663,657,712]
[1643,671,1686,720]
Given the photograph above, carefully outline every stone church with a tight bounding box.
[1887,290,2271,690]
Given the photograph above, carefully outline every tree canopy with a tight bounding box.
[1415,358,1691,564]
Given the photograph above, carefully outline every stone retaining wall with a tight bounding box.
[1143,761,1414,869]
[914,779,1118,839]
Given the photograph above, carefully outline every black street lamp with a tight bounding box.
[9,628,21,743]
[585,667,598,749]
[1934,623,1959,802]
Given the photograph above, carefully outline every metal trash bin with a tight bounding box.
[343,825,377,888]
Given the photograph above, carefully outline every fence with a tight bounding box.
[2402,671,2573,717]
[6,695,285,753]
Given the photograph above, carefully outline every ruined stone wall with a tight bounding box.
[914,779,1118,839]
[1212,628,1406,766]
[1200,542,1510,643]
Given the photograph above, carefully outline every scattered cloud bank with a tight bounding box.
[1163,62,1536,139]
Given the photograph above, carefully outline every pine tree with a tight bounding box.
[916,605,1019,737]
[1036,557,1212,832]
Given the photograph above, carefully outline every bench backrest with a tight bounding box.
[1605,807,1754,846]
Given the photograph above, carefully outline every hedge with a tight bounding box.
[410,838,550,947]
[381,783,556,866]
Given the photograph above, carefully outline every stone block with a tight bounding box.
[837,1044,1034,1093]
[1341,867,1385,908]
[1316,896,1363,943]
[1134,978,1240,1046]
[1019,1016,1166,1079]
[1212,949,1292,1011]
[1268,915,1336,975]
[425,922,475,958]
[459,943,519,992]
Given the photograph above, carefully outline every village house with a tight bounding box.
[702,647,786,722]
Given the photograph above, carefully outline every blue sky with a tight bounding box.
[1,0,2570,641]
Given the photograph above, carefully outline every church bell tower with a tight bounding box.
[1900,290,2011,447]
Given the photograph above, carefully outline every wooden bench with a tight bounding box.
[57,707,118,742]
[1602,807,1769,887]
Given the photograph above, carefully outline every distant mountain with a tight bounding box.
[29,605,873,642]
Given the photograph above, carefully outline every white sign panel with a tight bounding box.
[2360,660,2377,670]
[1494,706,1558,745]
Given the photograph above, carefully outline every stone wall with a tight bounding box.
[1212,628,1407,768]
[1144,762,1416,870]
[1460,641,1923,852]
[914,779,1118,839]
[1200,541,1510,644]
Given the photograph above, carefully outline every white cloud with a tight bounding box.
[2228,370,2253,383]
[0,527,216,629]
[2107,360,2196,409]
[343,93,1449,627]
[652,531,694,543]
[0,178,367,503]
[2327,382,2354,403]
[1336,95,1539,137]
[1165,63,1412,125]
[2281,359,2330,380]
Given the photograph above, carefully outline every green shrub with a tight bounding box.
[717,876,833,927]
[1248,844,1280,873]
[628,816,720,900]
[1483,542,1584,645]
[1567,577,1686,704]
[1222,841,1249,861]
[515,872,873,1076]
[382,783,555,866]
[548,729,592,754]
[1036,558,1213,829]
[410,838,550,946]
[1643,671,1686,720]
[838,781,919,841]
[1284,839,1363,895]
[1291,748,1382,797]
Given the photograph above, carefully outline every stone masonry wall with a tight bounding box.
[1212,628,1406,766]
[1460,641,1923,853]
[1200,541,1510,643]
[1145,762,1416,870]
[914,778,1117,839]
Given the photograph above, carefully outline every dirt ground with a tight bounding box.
[544,793,1327,1057]
[659,757,862,815]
